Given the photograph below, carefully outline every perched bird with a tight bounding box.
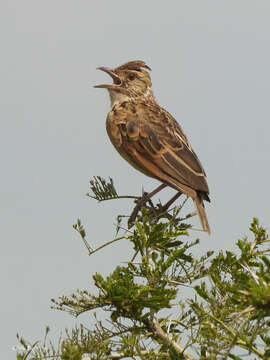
[95,60,210,233]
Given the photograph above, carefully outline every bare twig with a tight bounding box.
[89,235,130,256]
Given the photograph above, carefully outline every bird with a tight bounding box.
[94,60,211,234]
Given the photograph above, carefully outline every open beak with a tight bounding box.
[94,67,122,89]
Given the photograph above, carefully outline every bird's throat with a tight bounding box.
[108,87,155,108]
[109,90,130,107]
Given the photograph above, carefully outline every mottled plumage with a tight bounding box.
[95,60,211,233]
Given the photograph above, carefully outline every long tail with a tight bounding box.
[194,196,211,234]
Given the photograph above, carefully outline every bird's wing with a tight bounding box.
[108,102,209,195]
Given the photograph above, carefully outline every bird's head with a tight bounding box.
[94,60,153,106]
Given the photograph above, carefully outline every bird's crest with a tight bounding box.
[116,60,151,72]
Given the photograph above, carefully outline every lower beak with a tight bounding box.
[94,67,122,89]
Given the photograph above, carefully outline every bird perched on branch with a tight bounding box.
[95,60,211,234]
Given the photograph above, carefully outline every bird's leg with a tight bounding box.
[128,183,167,227]
[148,191,183,223]
[160,191,182,212]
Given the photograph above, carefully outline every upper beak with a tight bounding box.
[94,67,122,89]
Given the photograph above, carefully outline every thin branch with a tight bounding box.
[81,237,93,254]
[89,235,130,256]
[207,313,264,358]
[22,341,40,360]
[165,278,194,288]
[113,224,134,234]
[90,195,139,202]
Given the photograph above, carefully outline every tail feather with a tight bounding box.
[194,196,211,234]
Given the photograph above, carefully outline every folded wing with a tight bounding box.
[115,103,209,197]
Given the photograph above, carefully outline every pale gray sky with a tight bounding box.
[1,1,270,358]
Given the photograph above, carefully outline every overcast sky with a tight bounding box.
[1,1,270,358]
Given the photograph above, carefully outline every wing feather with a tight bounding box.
[107,101,210,197]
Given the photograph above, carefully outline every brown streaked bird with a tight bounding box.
[94,60,211,233]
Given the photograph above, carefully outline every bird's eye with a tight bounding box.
[128,73,136,81]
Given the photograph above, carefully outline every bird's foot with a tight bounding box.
[128,191,153,228]
[128,189,182,228]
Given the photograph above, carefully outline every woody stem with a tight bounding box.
[128,183,167,227]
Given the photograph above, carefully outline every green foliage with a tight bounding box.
[16,177,270,359]
[87,176,118,202]
[191,218,270,358]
